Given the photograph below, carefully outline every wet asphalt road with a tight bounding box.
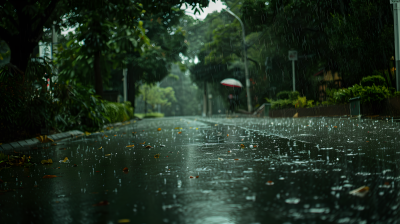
[1,116,400,224]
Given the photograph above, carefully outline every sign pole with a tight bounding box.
[289,50,298,92]
[395,2,400,91]
[292,60,295,92]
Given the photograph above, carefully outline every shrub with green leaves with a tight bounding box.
[360,74,387,87]
[276,91,300,100]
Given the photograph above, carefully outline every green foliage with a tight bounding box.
[270,99,294,109]
[292,96,307,108]
[326,83,395,105]
[135,113,164,119]
[104,101,135,124]
[277,91,300,101]
[140,84,177,109]
[268,95,317,109]
[360,74,387,87]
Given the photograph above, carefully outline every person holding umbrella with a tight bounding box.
[221,78,243,114]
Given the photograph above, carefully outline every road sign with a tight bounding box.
[289,50,298,61]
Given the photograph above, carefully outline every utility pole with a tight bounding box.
[392,0,400,91]
[123,68,127,102]
[289,50,298,91]
[224,8,252,112]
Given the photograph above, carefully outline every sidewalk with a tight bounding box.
[0,119,138,152]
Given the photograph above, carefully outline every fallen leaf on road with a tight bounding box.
[240,144,245,148]
[196,176,199,178]
[114,135,117,136]
[215,124,218,126]
[85,131,91,136]
[227,134,229,137]
[98,146,102,149]
[234,158,239,160]
[118,219,130,223]
[93,200,109,206]
[105,154,111,156]
[145,145,152,148]
[140,141,145,144]
[189,176,194,178]
[126,145,134,147]
[154,154,160,158]
[334,126,337,128]
[157,128,162,131]
[60,157,69,163]
[174,127,181,129]
[41,159,53,164]
[178,132,182,134]
[51,143,57,146]
[266,181,274,185]
[349,186,369,197]
[36,135,54,143]
[43,175,57,179]
[253,145,257,148]
[123,167,128,171]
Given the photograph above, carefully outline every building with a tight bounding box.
[313,68,342,101]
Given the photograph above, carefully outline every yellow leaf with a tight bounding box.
[85,131,91,136]
[196,128,198,130]
[174,127,180,129]
[98,146,102,149]
[36,135,54,143]
[126,145,135,148]
[118,219,131,223]
[41,159,53,164]
[105,154,111,156]
[62,157,68,163]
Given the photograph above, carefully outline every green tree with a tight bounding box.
[140,84,177,111]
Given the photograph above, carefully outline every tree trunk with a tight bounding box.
[94,51,103,98]
[8,36,37,74]
[389,58,396,88]
[127,65,137,107]
[203,81,207,117]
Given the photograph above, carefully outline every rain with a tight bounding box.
[1,0,400,223]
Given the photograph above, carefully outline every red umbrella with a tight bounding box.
[221,78,243,88]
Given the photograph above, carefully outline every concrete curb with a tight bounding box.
[0,118,139,152]
[0,130,85,152]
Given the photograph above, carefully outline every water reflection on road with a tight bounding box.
[1,117,399,223]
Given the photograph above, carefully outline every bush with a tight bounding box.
[360,74,386,87]
[276,91,300,100]
[326,83,395,105]
[104,101,135,123]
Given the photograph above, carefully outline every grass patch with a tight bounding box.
[135,113,164,119]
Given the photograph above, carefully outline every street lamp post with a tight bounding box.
[223,8,252,113]
[391,0,400,91]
